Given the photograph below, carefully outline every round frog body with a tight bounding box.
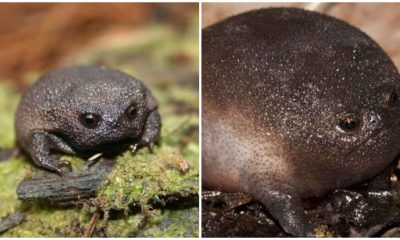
[16,65,161,175]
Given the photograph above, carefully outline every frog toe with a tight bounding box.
[59,159,72,172]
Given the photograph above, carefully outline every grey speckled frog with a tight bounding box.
[16,65,161,175]
[202,8,400,236]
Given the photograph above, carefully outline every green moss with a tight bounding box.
[0,84,19,148]
[0,157,26,219]
[90,145,198,212]
[134,207,199,237]
[2,203,83,237]
[104,213,145,237]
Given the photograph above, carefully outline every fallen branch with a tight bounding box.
[17,159,115,205]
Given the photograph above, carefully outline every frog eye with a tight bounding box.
[337,114,361,133]
[126,105,137,120]
[386,90,398,107]
[80,113,101,128]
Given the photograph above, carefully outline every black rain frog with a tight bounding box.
[202,8,400,236]
[15,65,161,175]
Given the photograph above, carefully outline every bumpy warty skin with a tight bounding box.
[16,65,161,174]
[202,8,400,236]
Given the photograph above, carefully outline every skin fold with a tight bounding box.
[15,65,161,175]
[202,8,400,236]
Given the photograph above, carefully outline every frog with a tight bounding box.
[15,65,161,175]
[202,8,400,236]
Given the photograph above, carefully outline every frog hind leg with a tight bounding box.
[136,110,161,151]
[247,177,315,237]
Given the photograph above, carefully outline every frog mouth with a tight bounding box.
[71,135,138,157]
[336,123,400,188]
[342,128,388,160]
[89,138,137,153]
[343,121,400,161]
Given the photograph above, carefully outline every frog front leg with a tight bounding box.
[131,88,161,152]
[247,177,315,237]
[136,110,161,151]
[28,130,76,175]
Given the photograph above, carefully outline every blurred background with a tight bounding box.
[203,3,400,70]
[0,3,198,88]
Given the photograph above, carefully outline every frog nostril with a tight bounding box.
[370,114,382,127]
[103,117,117,127]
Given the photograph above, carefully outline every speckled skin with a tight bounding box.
[16,66,161,175]
[202,8,400,236]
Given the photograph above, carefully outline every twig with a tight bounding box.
[0,213,26,234]
[164,117,192,138]
[83,210,100,237]
[0,148,20,161]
